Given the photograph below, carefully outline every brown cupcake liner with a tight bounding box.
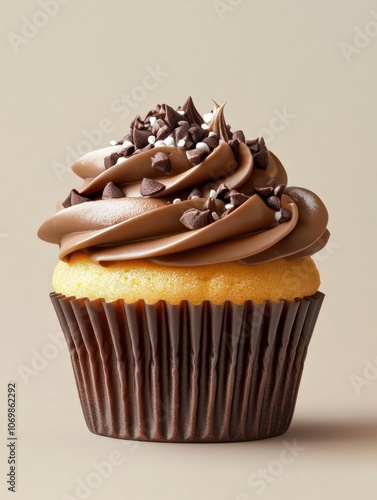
[50,291,324,442]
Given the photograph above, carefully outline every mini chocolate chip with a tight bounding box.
[279,208,292,223]
[253,149,269,169]
[216,183,231,201]
[133,128,151,149]
[140,178,166,196]
[266,195,281,210]
[229,190,249,207]
[232,130,245,143]
[180,208,212,230]
[163,104,183,128]
[186,148,209,165]
[156,124,172,140]
[104,152,120,169]
[254,186,274,198]
[267,179,276,188]
[202,136,219,150]
[174,122,190,143]
[151,152,171,174]
[152,119,166,136]
[246,138,259,152]
[203,197,217,212]
[63,189,90,208]
[228,138,240,160]
[102,182,124,199]
[130,115,144,130]
[188,124,204,143]
[119,145,135,157]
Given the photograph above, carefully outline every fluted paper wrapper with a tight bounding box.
[50,291,324,442]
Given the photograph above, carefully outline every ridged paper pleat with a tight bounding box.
[50,292,324,442]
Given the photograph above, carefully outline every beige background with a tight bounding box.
[1,0,377,498]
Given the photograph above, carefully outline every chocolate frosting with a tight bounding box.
[38,98,329,266]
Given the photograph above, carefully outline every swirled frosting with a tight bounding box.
[38,97,329,266]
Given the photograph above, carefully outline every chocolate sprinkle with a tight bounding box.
[180,208,213,230]
[151,152,171,174]
[140,178,166,196]
[186,148,209,165]
[102,182,124,199]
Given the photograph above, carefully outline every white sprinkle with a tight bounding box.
[154,140,166,147]
[275,211,282,222]
[201,123,209,130]
[116,156,126,164]
[178,120,189,126]
[110,140,117,146]
[164,136,175,147]
[203,112,213,123]
[191,195,199,199]
[209,189,217,199]
[225,203,234,210]
[212,212,220,220]
[196,142,210,152]
[177,139,186,147]
[209,131,217,137]
[149,116,157,126]
[122,140,133,148]
[178,110,186,115]
[148,135,156,145]
[219,138,225,144]
[173,198,182,204]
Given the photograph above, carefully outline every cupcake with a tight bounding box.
[38,97,329,442]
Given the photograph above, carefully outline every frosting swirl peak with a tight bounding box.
[38,97,329,266]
